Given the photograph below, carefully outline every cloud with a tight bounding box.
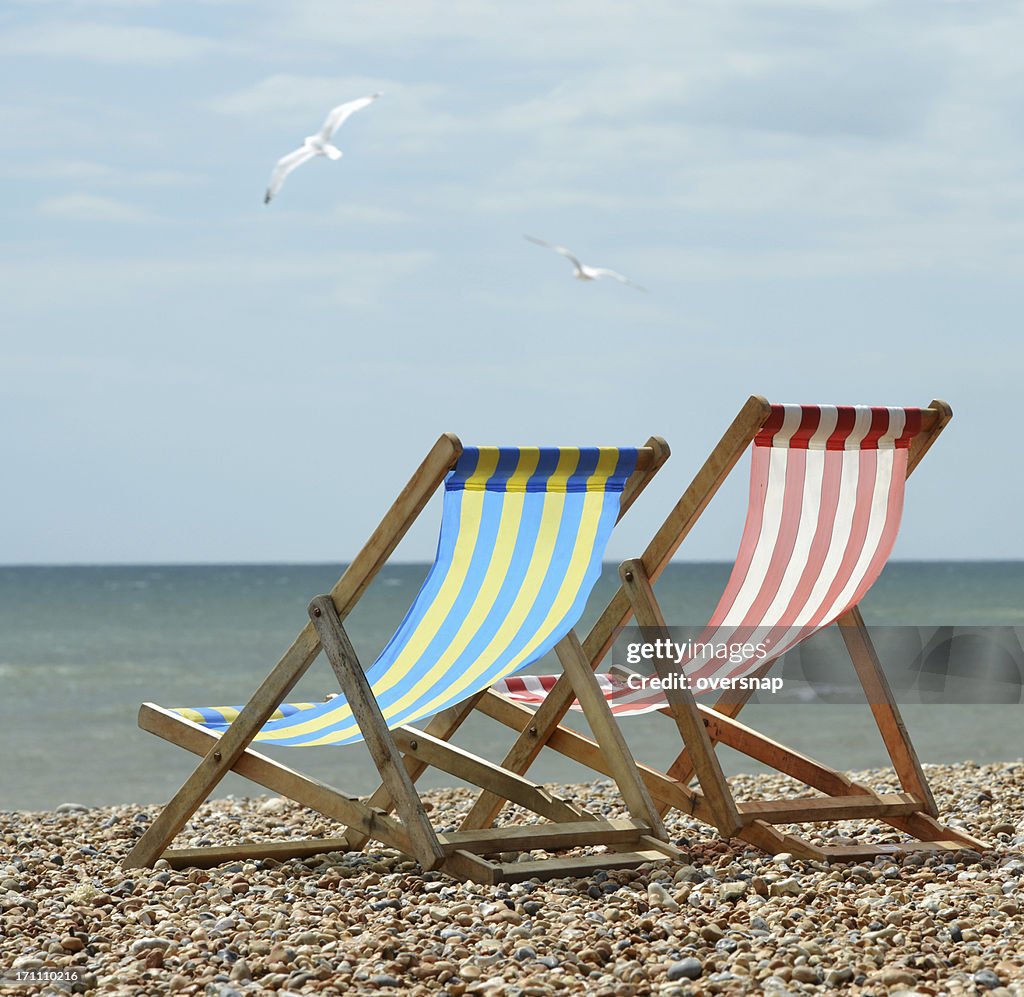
[38,193,156,222]
[0,21,217,64]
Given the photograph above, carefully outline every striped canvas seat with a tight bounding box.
[177,446,639,746]
[497,405,925,716]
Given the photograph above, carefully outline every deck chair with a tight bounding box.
[124,435,685,884]
[463,397,987,862]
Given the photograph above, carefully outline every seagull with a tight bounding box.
[525,235,646,291]
[264,92,382,204]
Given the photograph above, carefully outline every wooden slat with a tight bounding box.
[309,597,444,869]
[822,839,968,862]
[737,793,921,823]
[883,812,988,850]
[437,819,648,856]
[492,849,670,884]
[125,434,462,869]
[700,710,869,797]
[737,822,826,861]
[441,850,500,884]
[617,437,671,521]
[163,838,351,870]
[907,401,952,478]
[392,727,587,824]
[137,703,414,855]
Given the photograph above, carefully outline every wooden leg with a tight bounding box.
[309,596,445,870]
[838,606,939,816]
[656,658,775,796]
[619,559,742,837]
[554,632,666,837]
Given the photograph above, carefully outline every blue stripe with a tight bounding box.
[446,447,484,490]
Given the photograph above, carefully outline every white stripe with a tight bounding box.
[522,675,547,698]
[773,404,804,446]
[807,406,839,450]
[844,406,873,451]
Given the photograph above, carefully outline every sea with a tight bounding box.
[2,562,1023,811]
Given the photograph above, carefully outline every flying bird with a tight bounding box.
[525,235,646,291]
[264,92,381,204]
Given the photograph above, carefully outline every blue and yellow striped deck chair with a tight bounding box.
[126,434,682,883]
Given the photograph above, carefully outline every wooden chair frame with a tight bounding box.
[454,397,987,862]
[125,434,686,884]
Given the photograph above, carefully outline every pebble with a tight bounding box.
[666,958,703,981]
[719,880,748,902]
[647,882,679,910]
[768,877,802,897]
[975,969,1003,989]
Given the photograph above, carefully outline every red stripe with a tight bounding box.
[860,408,891,451]
[896,408,921,448]
[826,408,858,451]
[788,408,822,450]
[754,405,787,447]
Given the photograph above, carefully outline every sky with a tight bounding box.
[2,0,1022,565]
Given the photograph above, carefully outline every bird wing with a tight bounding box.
[264,145,316,203]
[589,267,647,292]
[318,92,382,141]
[524,235,584,271]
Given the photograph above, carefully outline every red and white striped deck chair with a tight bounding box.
[468,396,986,862]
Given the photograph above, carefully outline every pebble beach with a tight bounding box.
[2,762,1022,996]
